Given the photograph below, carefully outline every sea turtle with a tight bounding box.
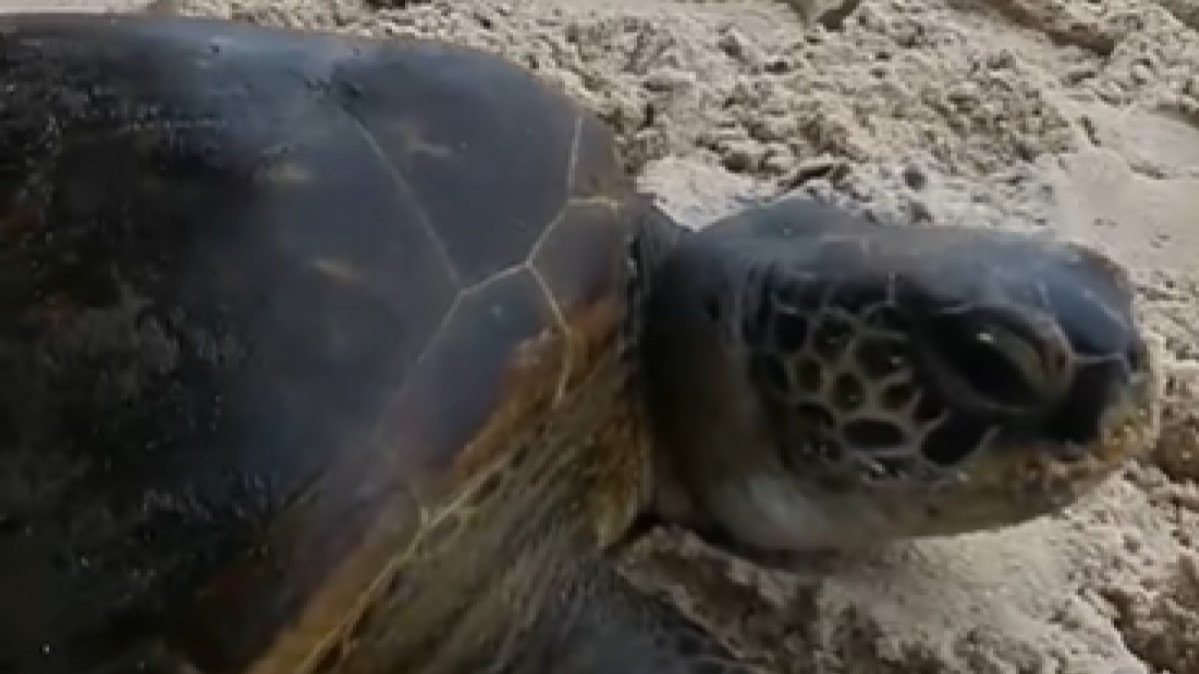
[0,12,1160,674]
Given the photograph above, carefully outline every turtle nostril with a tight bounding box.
[1126,335,1151,376]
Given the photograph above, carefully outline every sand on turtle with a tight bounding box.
[7,0,1199,673]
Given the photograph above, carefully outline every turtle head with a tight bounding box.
[639,198,1160,554]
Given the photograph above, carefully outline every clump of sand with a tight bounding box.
[25,0,1199,672]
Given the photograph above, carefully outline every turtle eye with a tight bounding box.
[922,310,1056,412]
[974,323,1050,397]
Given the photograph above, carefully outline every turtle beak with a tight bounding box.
[1081,334,1161,466]
[1016,330,1162,502]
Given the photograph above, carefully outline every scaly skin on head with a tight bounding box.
[639,197,1160,557]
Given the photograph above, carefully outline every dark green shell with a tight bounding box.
[0,14,639,673]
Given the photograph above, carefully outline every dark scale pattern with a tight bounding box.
[831,374,864,412]
[842,419,907,451]
[811,314,854,361]
[870,455,915,480]
[854,337,908,379]
[778,411,844,469]
[881,382,916,410]
[921,416,990,466]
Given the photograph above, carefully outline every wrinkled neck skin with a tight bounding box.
[638,310,809,563]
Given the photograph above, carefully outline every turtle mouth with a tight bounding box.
[1038,330,1160,459]
[963,336,1161,513]
[1075,352,1160,462]
[949,343,1162,548]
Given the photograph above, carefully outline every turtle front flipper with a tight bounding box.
[539,559,770,674]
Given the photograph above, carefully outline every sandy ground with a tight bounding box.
[4,0,1199,672]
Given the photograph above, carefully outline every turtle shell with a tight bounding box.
[0,14,638,674]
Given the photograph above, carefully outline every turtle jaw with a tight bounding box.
[735,279,1164,552]
[675,352,1162,555]
[864,357,1162,544]
[973,330,1163,515]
